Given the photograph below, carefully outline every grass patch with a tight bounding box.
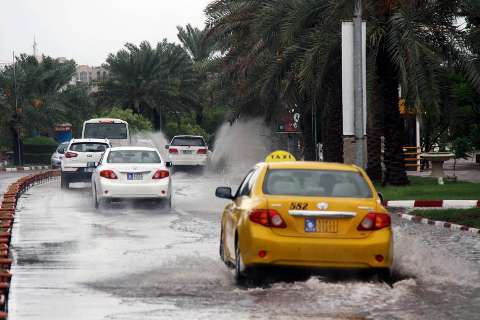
[411,208,480,229]
[375,176,480,200]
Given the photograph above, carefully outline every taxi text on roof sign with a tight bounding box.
[265,150,296,162]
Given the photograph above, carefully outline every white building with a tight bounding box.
[74,65,108,84]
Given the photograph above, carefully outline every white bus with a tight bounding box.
[82,118,130,146]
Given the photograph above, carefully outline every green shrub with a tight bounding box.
[23,136,57,145]
[96,107,153,133]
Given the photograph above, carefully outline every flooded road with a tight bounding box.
[8,172,480,319]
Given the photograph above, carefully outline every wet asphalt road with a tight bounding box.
[8,172,480,320]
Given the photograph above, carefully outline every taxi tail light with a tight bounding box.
[152,170,169,179]
[249,209,287,228]
[358,212,391,231]
[65,151,78,158]
[197,148,207,154]
[100,170,118,179]
[168,147,179,154]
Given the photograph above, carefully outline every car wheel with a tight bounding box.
[60,173,69,189]
[234,239,246,282]
[93,185,100,209]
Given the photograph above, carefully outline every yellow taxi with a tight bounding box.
[215,156,393,282]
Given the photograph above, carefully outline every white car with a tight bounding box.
[61,138,111,189]
[165,135,209,167]
[91,147,172,208]
[51,141,69,169]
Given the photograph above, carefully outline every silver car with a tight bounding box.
[51,142,69,169]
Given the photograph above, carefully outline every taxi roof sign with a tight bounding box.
[265,150,296,162]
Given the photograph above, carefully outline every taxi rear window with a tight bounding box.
[263,169,372,198]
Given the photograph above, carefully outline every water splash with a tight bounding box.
[209,119,273,176]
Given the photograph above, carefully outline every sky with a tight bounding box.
[0,0,212,66]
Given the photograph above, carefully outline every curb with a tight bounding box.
[396,212,480,236]
[0,166,50,172]
[0,169,60,317]
[384,200,480,209]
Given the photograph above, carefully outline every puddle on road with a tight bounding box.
[88,254,422,319]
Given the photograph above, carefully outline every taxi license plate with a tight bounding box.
[127,173,143,180]
[305,218,338,233]
[183,150,193,154]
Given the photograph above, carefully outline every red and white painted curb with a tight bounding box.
[0,166,50,172]
[384,200,480,235]
[396,212,480,236]
[384,200,480,209]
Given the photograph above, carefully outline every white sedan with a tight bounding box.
[91,147,172,209]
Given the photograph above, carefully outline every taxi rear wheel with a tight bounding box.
[235,240,265,285]
[234,240,246,281]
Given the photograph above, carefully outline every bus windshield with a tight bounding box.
[83,123,128,139]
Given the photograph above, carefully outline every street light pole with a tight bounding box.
[353,0,365,168]
[12,51,23,166]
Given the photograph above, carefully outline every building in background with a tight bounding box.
[74,65,108,85]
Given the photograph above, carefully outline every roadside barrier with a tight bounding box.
[0,169,59,318]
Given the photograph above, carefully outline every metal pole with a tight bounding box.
[353,0,365,168]
[13,51,22,165]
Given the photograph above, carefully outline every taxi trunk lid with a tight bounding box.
[266,196,378,239]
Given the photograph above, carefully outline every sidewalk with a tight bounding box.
[408,158,480,183]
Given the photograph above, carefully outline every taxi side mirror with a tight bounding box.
[215,187,233,199]
[165,161,173,168]
[165,144,170,149]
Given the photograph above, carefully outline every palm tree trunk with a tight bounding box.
[302,107,316,161]
[378,51,408,185]
[134,100,140,112]
[366,74,383,181]
[10,125,22,165]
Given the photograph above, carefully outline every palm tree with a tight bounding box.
[0,54,76,164]
[177,24,216,64]
[102,40,199,131]
[177,24,218,125]
[206,0,480,185]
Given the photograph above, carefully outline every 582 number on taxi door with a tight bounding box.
[290,202,308,210]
